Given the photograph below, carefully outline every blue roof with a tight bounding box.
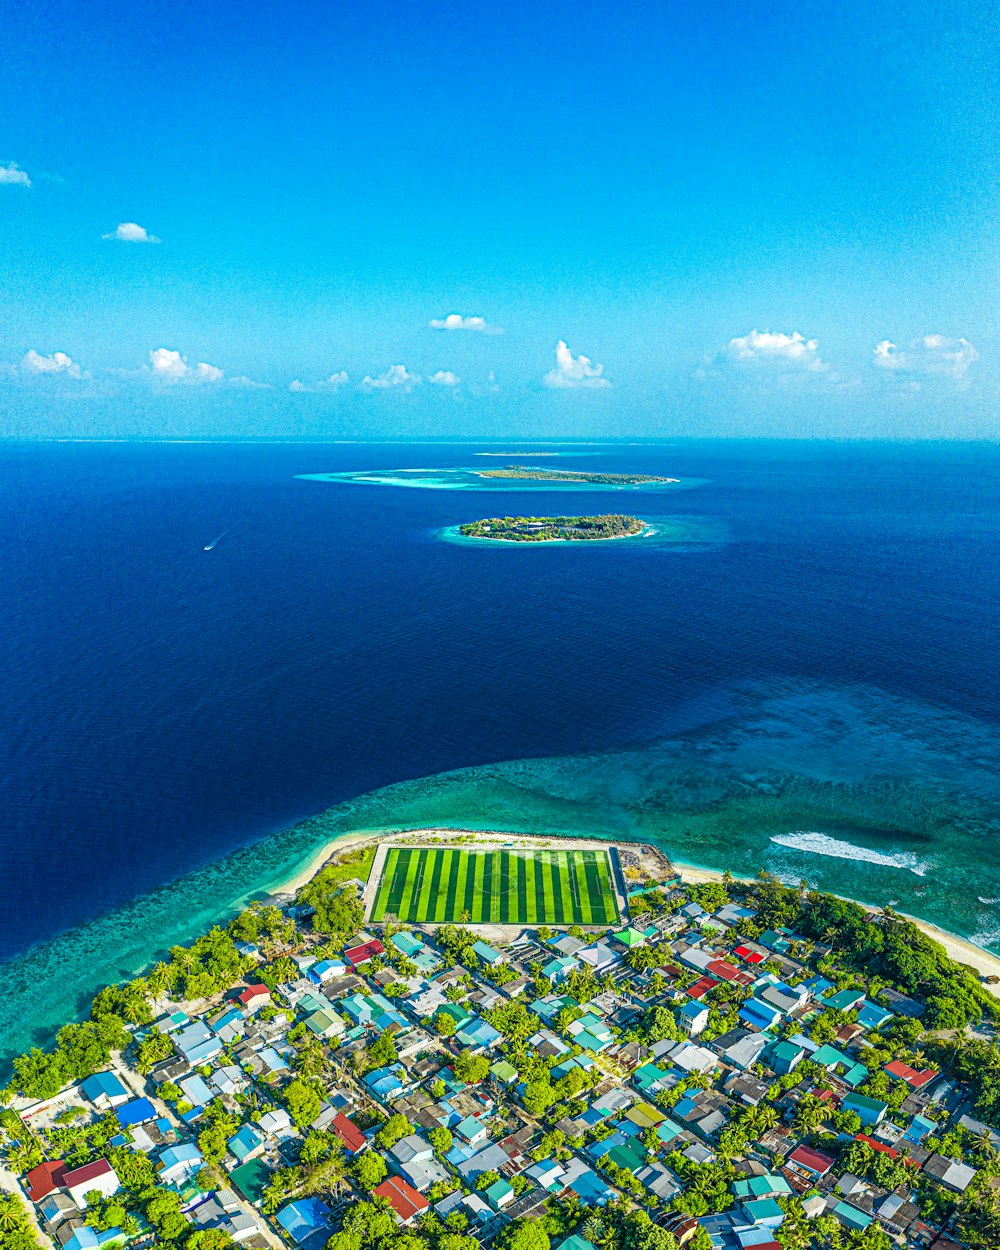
[80,1071,127,1101]
[277,1197,331,1246]
[116,1097,156,1126]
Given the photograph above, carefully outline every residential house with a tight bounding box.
[64,1160,120,1209]
[79,1073,129,1110]
[374,1176,430,1225]
[676,1000,709,1037]
[275,1198,331,1250]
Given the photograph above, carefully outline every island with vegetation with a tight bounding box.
[475,464,679,485]
[4,833,1000,1250]
[458,514,646,542]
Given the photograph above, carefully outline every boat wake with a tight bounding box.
[769,831,931,876]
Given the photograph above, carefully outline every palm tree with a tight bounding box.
[0,1197,25,1236]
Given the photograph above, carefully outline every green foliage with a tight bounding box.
[135,1027,174,1074]
[365,1032,399,1072]
[297,865,365,937]
[433,1012,457,1037]
[284,1077,324,1128]
[377,1113,413,1149]
[522,1079,557,1117]
[352,1150,389,1190]
[495,1218,551,1250]
[475,1170,500,1190]
[429,1127,453,1155]
[453,1052,489,1084]
[0,1192,44,1250]
[144,1188,190,1241]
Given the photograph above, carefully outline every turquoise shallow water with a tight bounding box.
[4,676,1000,1073]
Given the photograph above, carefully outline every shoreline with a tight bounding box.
[265,828,1000,986]
[673,860,1000,989]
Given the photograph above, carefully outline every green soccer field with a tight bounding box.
[369,847,620,926]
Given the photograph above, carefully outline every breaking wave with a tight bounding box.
[769,831,931,877]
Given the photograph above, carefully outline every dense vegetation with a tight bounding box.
[744,873,1000,1033]
[459,514,645,542]
[476,465,674,484]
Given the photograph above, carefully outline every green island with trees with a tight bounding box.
[458,514,645,542]
[3,838,1000,1250]
[474,465,678,485]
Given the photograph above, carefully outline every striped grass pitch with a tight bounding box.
[370,847,619,926]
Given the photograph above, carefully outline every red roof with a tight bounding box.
[346,939,385,966]
[706,959,741,980]
[734,944,765,964]
[687,975,718,1000]
[856,1133,919,1166]
[330,1112,367,1154]
[885,1060,936,1089]
[63,1158,114,1189]
[374,1175,429,1223]
[25,1160,68,1202]
[236,984,270,1004]
[788,1144,834,1175]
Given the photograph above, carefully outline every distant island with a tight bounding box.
[475,464,679,485]
[459,513,646,541]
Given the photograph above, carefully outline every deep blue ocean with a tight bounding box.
[2,438,1000,1064]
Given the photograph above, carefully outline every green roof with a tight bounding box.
[490,1060,518,1083]
[617,928,647,947]
[230,1159,271,1204]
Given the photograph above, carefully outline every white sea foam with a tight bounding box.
[769,831,931,876]
[978,897,999,905]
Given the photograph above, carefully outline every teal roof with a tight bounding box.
[834,1201,872,1231]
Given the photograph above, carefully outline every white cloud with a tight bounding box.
[361,364,421,392]
[103,221,161,243]
[428,313,501,334]
[542,340,612,390]
[289,370,349,394]
[428,370,461,387]
[873,334,978,388]
[147,347,224,384]
[22,349,83,378]
[229,376,272,390]
[0,163,31,187]
[716,329,829,372]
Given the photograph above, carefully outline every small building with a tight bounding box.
[455,1116,489,1146]
[471,940,506,966]
[276,1197,331,1250]
[842,1092,888,1128]
[769,1041,804,1076]
[484,1177,515,1210]
[786,1144,834,1180]
[330,1112,367,1155]
[374,1176,430,1225]
[307,959,347,985]
[676,1000,709,1037]
[228,1124,266,1163]
[885,1060,937,1090]
[64,1159,120,1209]
[79,1072,129,1110]
[157,1143,204,1185]
[24,1160,69,1203]
[345,939,385,967]
[234,983,271,1012]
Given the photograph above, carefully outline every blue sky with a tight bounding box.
[1,0,997,437]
